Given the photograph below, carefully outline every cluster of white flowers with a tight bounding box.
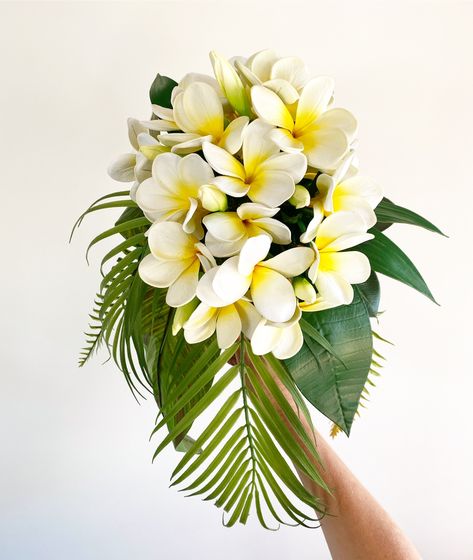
[109,50,383,359]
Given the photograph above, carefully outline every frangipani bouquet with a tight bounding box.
[74,50,443,528]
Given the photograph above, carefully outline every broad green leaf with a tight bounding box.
[285,291,373,435]
[358,229,437,303]
[149,74,178,107]
[355,271,381,317]
[375,198,446,236]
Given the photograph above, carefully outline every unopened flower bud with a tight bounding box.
[293,277,317,304]
[209,51,252,117]
[200,184,228,212]
[289,185,311,209]
[172,299,199,335]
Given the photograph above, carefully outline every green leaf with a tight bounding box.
[355,271,381,317]
[375,198,446,236]
[358,229,437,303]
[285,291,373,435]
[149,74,178,107]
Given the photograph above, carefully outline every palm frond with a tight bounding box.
[151,337,329,528]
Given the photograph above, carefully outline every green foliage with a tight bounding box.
[285,291,373,435]
[149,74,178,107]
[358,229,437,304]
[375,198,446,236]
[152,338,329,528]
[356,271,381,318]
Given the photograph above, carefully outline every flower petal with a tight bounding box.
[337,175,383,209]
[205,232,245,258]
[299,128,349,170]
[248,49,278,82]
[234,300,261,339]
[316,211,371,251]
[216,305,242,349]
[196,267,228,307]
[152,152,181,192]
[270,57,309,90]
[263,79,299,105]
[270,128,304,153]
[238,235,271,276]
[251,321,281,355]
[300,201,325,243]
[258,152,307,183]
[182,82,224,138]
[261,247,314,277]
[295,76,334,133]
[211,175,249,197]
[272,322,303,359]
[179,153,214,189]
[127,118,148,151]
[319,251,371,284]
[334,195,378,228]
[251,85,294,130]
[236,202,279,220]
[242,119,279,178]
[252,218,292,245]
[184,303,218,344]
[147,221,197,260]
[108,153,136,182]
[315,270,354,305]
[212,256,252,305]
[251,267,296,322]
[166,259,200,307]
[138,253,191,288]
[219,116,250,154]
[315,108,358,142]
[203,212,246,241]
[202,142,246,179]
[248,170,295,207]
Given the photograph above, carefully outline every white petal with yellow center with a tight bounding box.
[216,304,242,349]
[294,76,334,134]
[202,142,246,179]
[237,235,271,276]
[166,259,201,307]
[251,85,294,131]
[213,256,252,305]
[147,221,197,261]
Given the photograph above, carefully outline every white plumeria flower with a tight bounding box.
[148,81,249,155]
[302,211,373,310]
[138,221,215,308]
[235,49,310,104]
[203,202,291,257]
[203,119,307,207]
[210,235,314,323]
[135,152,215,239]
[251,308,304,359]
[315,152,383,228]
[184,268,261,349]
[251,77,357,170]
[108,119,169,200]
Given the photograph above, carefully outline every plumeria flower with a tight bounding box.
[139,221,215,308]
[184,267,261,349]
[251,77,357,170]
[203,202,292,257]
[135,152,215,239]
[303,211,373,309]
[235,49,310,105]
[148,81,249,155]
[203,119,307,207]
[210,235,314,323]
[108,119,169,200]
[251,308,304,359]
[315,152,383,228]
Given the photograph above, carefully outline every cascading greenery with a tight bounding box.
[73,71,444,529]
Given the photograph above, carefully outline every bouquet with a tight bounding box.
[73,49,443,528]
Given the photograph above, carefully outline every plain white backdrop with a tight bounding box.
[1,1,472,558]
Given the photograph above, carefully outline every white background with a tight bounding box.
[1,1,472,558]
